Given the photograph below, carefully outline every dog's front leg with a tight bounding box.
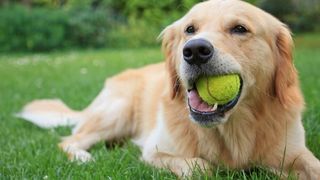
[143,152,211,177]
[289,148,320,180]
[266,148,320,180]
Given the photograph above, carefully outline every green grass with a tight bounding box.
[0,34,319,179]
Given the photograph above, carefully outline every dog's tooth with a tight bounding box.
[211,103,218,111]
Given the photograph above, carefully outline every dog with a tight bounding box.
[18,0,320,179]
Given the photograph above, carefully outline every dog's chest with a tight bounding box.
[197,125,255,168]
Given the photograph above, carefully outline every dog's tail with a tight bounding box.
[16,99,83,128]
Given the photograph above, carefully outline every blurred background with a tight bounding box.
[0,0,319,52]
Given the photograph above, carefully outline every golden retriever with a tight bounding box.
[18,0,320,179]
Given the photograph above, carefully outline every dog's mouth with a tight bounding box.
[187,77,243,126]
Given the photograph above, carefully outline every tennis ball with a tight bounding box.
[196,74,241,105]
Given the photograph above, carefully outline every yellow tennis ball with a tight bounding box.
[196,74,241,105]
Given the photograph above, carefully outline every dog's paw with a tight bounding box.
[71,149,93,163]
[61,144,94,163]
[173,158,211,177]
[306,166,320,180]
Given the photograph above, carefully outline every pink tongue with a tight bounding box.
[187,90,213,112]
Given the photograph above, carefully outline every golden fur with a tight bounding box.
[19,0,320,179]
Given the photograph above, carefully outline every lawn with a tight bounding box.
[0,33,319,179]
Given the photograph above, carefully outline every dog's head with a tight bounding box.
[161,0,301,127]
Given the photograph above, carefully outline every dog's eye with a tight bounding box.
[231,25,248,34]
[185,25,196,34]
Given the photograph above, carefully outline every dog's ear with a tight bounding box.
[274,25,300,107]
[159,24,182,99]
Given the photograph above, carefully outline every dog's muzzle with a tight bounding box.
[182,38,243,127]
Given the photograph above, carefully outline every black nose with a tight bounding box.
[183,39,214,65]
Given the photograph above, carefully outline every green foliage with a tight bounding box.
[258,0,320,32]
[106,0,202,47]
[66,7,110,48]
[107,21,160,48]
[287,10,320,32]
[0,5,68,51]
[245,0,259,5]
[116,0,199,23]
[259,0,296,20]
[0,5,111,52]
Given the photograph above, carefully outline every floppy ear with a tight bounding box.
[274,25,300,107]
[159,24,182,99]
